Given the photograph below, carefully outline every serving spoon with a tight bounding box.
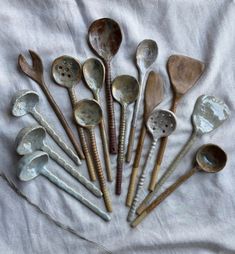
[131,144,227,227]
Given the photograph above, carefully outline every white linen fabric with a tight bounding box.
[0,0,235,253]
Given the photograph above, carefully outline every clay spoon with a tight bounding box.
[127,108,177,222]
[74,99,112,212]
[137,95,230,215]
[88,18,122,154]
[12,90,81,165]
[112,75,139,195]
[131,144,227,227]
[51,55,96,182]
[126,40,158,163]
[126,71,164,207]
[16,125,102,197]
[83,58,112,182]
[149,55,205,191]
[18,151,110,221]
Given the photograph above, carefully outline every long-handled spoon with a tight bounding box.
[88,18,122,154]
[18,151,110,221]
[132,144,227,227]
[18,50,84,160]
[126,71,164,206]
[148,55,205,191]
[51,55,96,181]
[74,99,112,212]
[16,125,102,197]
[126,40,158,163]
[12,90,81,165]
[137,95,230,215]
[83,58,112,182]
[112,75,139,195]
[127,109,176,222]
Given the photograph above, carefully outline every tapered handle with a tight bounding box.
[126,126,136,163]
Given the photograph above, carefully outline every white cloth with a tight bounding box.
[0,0,235,253]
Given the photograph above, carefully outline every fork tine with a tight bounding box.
[29,50,43,74]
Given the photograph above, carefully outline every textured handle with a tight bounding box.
[43,144,102,197]
[42,168,110,221]
[126,126,136,163]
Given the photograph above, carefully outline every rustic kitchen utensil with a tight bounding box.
[18,151,110,221]
[51,55,96,181]
[149,55,205,191]
[126,40,158,163]
[132,144,227,227]
[18,50,84,160]
[137,95,230,215]
[112,75,139,195]
[88,18,122,154]
[16,125,102,197]
[127,109,176,222]
[74,99,112,212]
[12,90,81,165]
[83,58,112,182]
[126,71,164,207]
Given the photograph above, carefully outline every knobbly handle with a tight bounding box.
[126,126,136,163]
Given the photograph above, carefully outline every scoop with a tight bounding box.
[126,39,158,162]
[131,144,227,227]
[18,151,110,222]
[127,108,176,222]
[137,94,230,215]
[51,55,96,182]
[112,75,139,195]
[16,125,101,197]
[74,99,112,212]
[11,90,81,165]
[88,18,122,154]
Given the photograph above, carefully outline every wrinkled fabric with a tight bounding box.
[0,0,235,253]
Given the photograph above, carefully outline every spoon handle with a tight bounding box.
[42,144,102,197]
[41,168,110,221]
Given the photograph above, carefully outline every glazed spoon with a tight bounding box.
[12,90,81,165]
[112,75,139,195]
[88,18,122,154]
[74,99,112,212]
[137,95,230,215]
[83,58,112,182]
[16,125,102,197]
[132,144,227,227]
[127,109,176,222]
[18,151,110,221]
[51,55,96,181]
[126,40,158,163]
[126,71,164,206]
[149,55,205,191]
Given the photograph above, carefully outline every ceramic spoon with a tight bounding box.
[132,144,227,227]
[112,75,139,195]
[18,50,84,160]
[51,55,96,181]
[16,125,102,197]
[83,58,112,182]
[88,18,122,154]
[74,99,112,212]
[126,40,158,163]
[126,71,164,207]
[137,95,230,215]
[149,55,205,191]
[12,90,81,165]
[127,109,176,222]
[18,151,110,221]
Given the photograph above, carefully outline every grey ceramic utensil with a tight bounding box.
[18,151,110,221]
[127,108,177,222]
[112,75,139,195]
[16,125,102,197]
[11,90,81,165]
[126,40,158,163]
[137,95,230,215]
[83,58,112,182]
